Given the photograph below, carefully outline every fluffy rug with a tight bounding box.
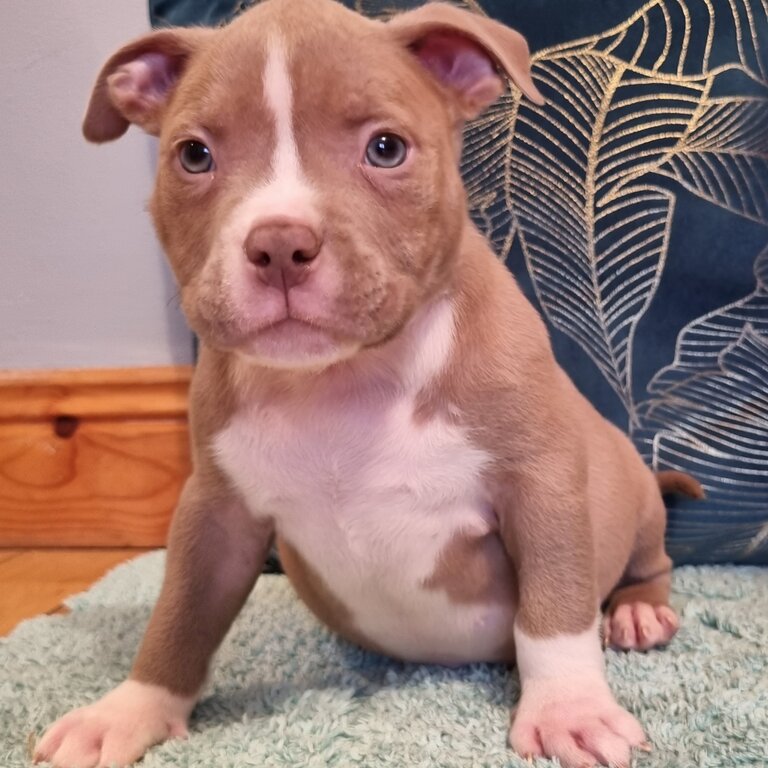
[1,552,766,767]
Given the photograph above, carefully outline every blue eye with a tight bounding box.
[365,133,407,168]
[179,140,213,173]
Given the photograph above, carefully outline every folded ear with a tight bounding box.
[388,3,544,119]
[83,28,214,143]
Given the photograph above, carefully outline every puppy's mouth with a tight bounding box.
[236,316,361,370]
[187,270,367,369]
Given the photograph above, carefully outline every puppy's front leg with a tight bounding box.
[499,462,646,768]
[35,477,273,768]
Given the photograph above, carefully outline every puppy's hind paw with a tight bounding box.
[603,601,679,651]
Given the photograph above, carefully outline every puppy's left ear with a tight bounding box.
[388,2,544,119]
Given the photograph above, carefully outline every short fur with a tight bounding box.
[36,2,698,767]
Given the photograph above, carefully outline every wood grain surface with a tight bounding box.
[0,548,149,635]
[0,367,193,547]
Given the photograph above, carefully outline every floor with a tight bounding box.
[0,548,151,635]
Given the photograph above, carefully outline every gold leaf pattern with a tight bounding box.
[659,98,768,222]
[648,245,768,389]
[637,326,768,559]
[462,93,520,257]
[462,0,768,425]
[508,57,697,418]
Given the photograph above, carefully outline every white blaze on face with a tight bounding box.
[247,34,319,221]
[213,35,320,277]
[263,35,303,199]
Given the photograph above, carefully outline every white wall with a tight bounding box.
[0,0,194,370]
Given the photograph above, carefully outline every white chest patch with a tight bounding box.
[214,301,513,662]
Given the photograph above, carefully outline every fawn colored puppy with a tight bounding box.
[36,1,703,766]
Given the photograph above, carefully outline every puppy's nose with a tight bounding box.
[245,220,321,290]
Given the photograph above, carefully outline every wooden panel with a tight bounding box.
[0,367,192,547]
[0,548,149,635]
[0,366,191,421]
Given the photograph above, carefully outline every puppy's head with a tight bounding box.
[85,0,542,370]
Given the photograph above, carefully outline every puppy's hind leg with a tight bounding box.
[602,472,703,652]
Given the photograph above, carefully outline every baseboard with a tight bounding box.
[0,366,193,547]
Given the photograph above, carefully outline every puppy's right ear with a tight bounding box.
[83,28,214,143]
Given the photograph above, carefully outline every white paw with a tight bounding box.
[603,602,679,651]
[509,677,649,768]
[34,680,195,768]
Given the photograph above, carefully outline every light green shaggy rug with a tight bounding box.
[1,553,766,767]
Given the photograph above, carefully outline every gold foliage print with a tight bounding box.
[630,245,768,558]
[637,325,768,559]
[461,0,768,424]
[657,98,768,222]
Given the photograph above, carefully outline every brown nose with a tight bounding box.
[244,220,321,290]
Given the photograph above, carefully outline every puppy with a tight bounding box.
[35,1,703,766]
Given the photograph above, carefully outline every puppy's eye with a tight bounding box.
[365,133,407,169]
[179,140,213,174]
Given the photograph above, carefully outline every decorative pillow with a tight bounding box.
[148,0,768,565]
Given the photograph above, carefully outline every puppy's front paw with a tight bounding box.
[508,678,647,768]
[603,601,679,651]
[34,680,194,768]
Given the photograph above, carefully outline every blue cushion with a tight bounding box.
[148,0,768,565]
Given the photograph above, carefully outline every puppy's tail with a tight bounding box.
[656,470,705,499]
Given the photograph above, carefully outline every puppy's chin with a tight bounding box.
[234,319,362,371]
